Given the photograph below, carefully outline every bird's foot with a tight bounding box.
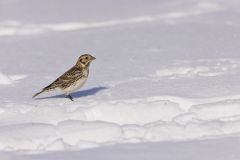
[65,94,74,101]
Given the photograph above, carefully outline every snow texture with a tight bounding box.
[1,0,240,159]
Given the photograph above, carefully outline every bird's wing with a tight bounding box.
[44,66,83,90]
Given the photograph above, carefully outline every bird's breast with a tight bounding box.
[82,69,89,77]
[63,77,87,94]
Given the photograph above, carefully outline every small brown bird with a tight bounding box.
[33,54,96,101]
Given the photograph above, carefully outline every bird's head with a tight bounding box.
[76,54,96,68]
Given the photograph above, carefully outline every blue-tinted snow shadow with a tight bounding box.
[35,86,108,100]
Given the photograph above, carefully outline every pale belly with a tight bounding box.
[63,77,87,94]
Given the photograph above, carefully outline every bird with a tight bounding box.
[32,54,96,101]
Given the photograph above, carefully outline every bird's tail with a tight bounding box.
[32,83,57,99]
[32,90,45,98]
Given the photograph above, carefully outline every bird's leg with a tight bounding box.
[65,94,74,101]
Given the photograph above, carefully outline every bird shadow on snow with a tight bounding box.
[35,86,108,100]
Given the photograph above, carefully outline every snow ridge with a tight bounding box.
[0,72,27,85]
[1,95,240,152]
[0,1,222,37]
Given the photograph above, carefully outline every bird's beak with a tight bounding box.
[91,56,96,60]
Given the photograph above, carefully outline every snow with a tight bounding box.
[1,0,240,159]
[0,72,27,85]
[2,137,240,160]
[0,72,13,85]
[151,58,240,78]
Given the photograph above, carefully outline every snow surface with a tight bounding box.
[1,0,240,159]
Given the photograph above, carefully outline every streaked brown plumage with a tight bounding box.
[33,54,96,101]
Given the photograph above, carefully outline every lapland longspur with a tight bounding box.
[33,54,96,101]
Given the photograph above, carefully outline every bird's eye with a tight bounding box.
[85,57,88,59]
